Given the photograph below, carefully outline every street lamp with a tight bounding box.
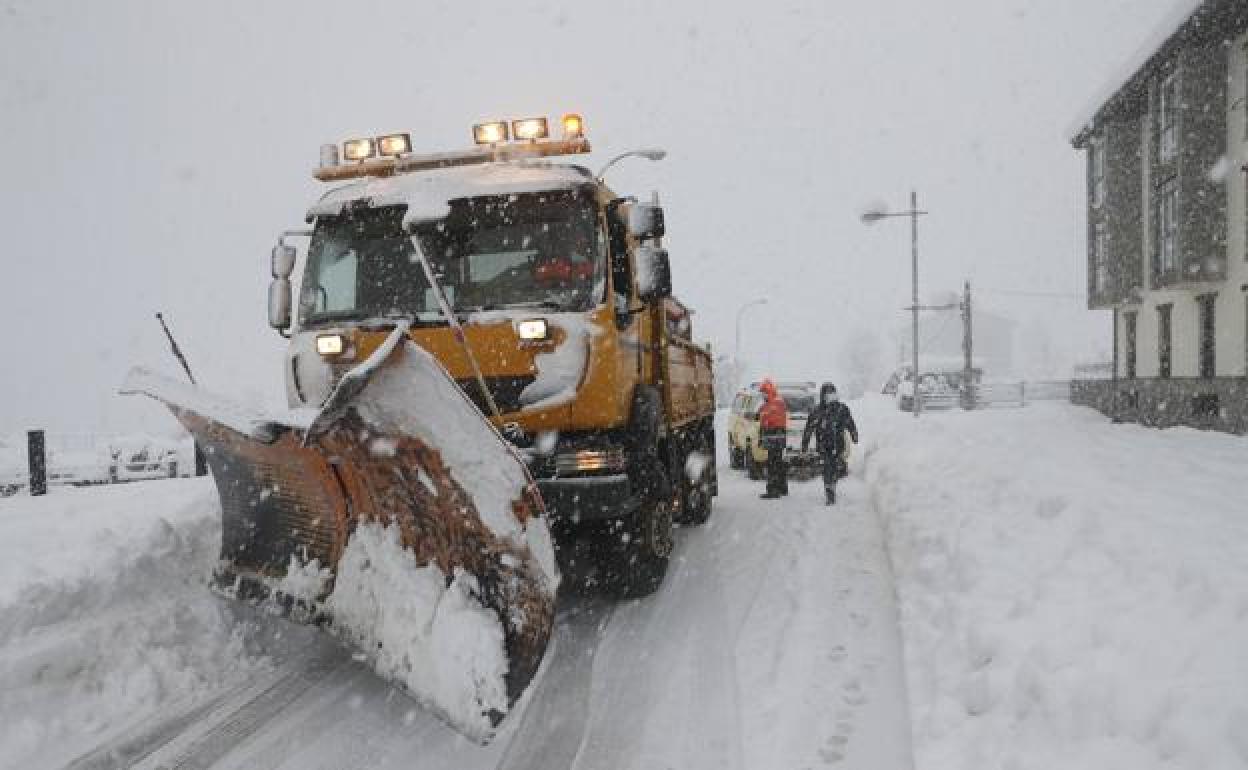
[596,148,667,180]
[861,190,928,417]
[734,297,768,389]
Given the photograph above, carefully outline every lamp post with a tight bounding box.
[734,297,768,389]
[862,190,928,417]
[595,148,667,180]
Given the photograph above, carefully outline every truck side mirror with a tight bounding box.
[268,278,292,329]
[628,203,665,241]
[272,243,297,278]
[635,245,672,302]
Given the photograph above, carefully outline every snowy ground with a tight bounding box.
[859,396,1248,770]
[0,414,912,770]
[3,399,1244,769]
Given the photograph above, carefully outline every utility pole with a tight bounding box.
[961,281,974,410]
[861,190,928,418]
[909,191,920,418]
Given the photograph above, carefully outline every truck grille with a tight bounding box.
[456,376,536,416]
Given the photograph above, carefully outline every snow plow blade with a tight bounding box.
[120,324,557,741]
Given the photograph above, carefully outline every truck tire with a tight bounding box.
[745,442,763,480]
[601,494,673,598]
[594,384,673,598]
[676,425,714,527]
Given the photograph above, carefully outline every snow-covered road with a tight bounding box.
[9,398,1248,769]
[2,423,914,770]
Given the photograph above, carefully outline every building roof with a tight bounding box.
[1069,0,1246,147]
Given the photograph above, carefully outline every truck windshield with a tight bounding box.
[299,189,604,326]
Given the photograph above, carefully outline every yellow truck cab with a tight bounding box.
[266,116,716,596]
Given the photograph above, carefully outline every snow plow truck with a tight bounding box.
[120,114,717,740]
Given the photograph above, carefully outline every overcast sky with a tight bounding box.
[0,0,1187,434]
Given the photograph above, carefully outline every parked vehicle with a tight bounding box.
[884,362,982,411]
[727,382,820,478]
[109,444,181,482]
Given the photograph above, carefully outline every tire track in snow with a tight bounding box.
[496,596,615,770]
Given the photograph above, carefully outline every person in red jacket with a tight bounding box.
[757,379,789,499]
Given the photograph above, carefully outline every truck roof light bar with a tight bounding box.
[312,136,592,182]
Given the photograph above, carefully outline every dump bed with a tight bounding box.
[661,298,715,429]
[665,337,714,428]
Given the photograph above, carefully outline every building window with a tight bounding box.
[1157,179,1179,275]
[1092,223,1109,295]
[1124,311,1137,379]
[1090,137,1106,207]
[1159,71,1179,161]
[1158,303,1172,378]
[1198,294,1216,378]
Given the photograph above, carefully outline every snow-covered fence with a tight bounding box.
[918,390,961,410]
[1021,380,1071,401]
[972,382,1025,408]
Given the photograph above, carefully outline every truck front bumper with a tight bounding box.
[536,474,640,524]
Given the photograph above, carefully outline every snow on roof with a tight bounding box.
[1068,0,1205,144]
[306,161,594,228]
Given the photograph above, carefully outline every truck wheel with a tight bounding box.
[745,443,763,480]
[676,431,714,527]
[601,496,673,599]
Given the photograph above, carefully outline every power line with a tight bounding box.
[977,288,1086,300]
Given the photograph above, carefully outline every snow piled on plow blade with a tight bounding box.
[328,521,511,738]
[119,325,558,742]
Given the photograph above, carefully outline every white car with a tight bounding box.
[726,383,820,478]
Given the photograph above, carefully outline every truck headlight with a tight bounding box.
[316,334,345,356]
[516,318,549,341]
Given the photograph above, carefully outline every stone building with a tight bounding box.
[1071,0,1248,432]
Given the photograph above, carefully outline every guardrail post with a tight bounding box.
[28,430,46,496]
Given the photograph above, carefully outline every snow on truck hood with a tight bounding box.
[307,162,593,226]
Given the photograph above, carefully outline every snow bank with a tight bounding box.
[0,480,270,769]
[325,521,510,742]
[860,397,1248,769]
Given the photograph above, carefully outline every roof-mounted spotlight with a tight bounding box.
[473,121,509,145]
[377,133,412,157]
[343,138,377,162]
[560,113,585,138]
[511,117,549,142]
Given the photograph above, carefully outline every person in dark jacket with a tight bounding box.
[801,383,859,505]
[757,379,789,499]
